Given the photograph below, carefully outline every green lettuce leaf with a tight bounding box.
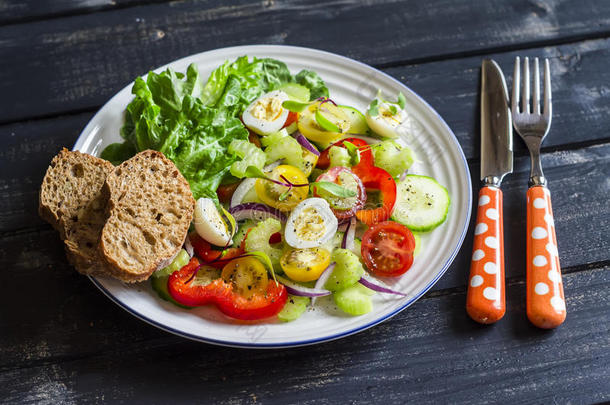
[101,56,329,202]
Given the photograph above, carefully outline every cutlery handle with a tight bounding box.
[526,186,566,328]
[466,186,505,324]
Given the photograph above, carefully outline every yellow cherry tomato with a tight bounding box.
[255,165,309,211]
[280,247,331,282]
[221,257,268,299]
[298,102,350,146]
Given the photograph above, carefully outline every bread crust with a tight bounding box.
[39,148,116,277]
[99,150,195,282]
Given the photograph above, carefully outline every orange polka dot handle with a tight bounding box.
[526,186,566,329]
[466,186,505,324]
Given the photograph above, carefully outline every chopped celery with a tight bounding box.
[264,135,306,173]
[152,249,190,278]
[229,139,266,178]
[243,218,284,271]
[333,282,375,315]
[328,146,351,167]
[277,295,310,322]
[324,248,364,292]
[372,140,415,177]
[261,128,289,147]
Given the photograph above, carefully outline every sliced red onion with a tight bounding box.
[358,273,406,296]
[183,234,194,258]
[295,133,320,156]
[399,169,409,182]
[276,275,331,298]
[311,262,336,306]
[341,216,357,250]
[229,203,287,222]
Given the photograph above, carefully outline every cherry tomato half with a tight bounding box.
[361,221,415,277]
[352,165,397,225]
[314,166,366,219]
[255,165,309,212]
[282,111,298,129]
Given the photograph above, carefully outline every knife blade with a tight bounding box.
[466,59,512,324]
[480,59,513,183]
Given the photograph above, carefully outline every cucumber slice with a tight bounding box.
[150,276,192,309]
[333,283,375,315]
[372,140,415,178]
[338,105,369,134]
[277,295,310,322]
[324,248,364,292]
[278,83,310,103]
[413,232,422,256]
[244,218,284,271]
[232,220,255,247]
[391,175,450,232]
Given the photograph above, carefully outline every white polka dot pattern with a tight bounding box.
[526,186,566,329]
[467,187,505,324]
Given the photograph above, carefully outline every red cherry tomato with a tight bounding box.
[316,137,374,170]
[352,165,397,225]
[216,181,240,203]
[361,221,415,277]
[282,111,298,129]
[314,166,366,219]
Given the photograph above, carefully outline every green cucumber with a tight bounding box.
[333,283,375,315]
[413,232,422,256]
[372,140,415,178]
[277,295,310,322]
[152,249,190,278]
[278,83,310,103]
[232,220,255,247]
[324,248,364,292]
[150,276,192,309]
[391,175,450,231]
[338,105,369,134]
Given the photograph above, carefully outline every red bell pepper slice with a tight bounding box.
[352,165,397,225]
[167,257,287,321]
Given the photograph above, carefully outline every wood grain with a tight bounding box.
[1,1,610,122]
[0,265,607,404]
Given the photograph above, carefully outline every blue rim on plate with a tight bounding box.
[79,45,472,348]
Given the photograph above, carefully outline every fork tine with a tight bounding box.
[512,57,520,114]
[544,58,552,118]
[522,57,530,113]
[533,58,540,114]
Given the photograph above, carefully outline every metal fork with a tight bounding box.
[512,57,566,329]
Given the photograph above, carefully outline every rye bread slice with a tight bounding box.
[39,148,116,276]
[100,150,195,282]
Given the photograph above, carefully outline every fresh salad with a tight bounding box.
[102,56,450,322]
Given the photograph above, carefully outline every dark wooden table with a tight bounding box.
[1,1,609,403]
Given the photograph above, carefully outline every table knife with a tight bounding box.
[466,59,513,324]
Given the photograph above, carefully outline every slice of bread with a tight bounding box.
[39,148,116,276]
[100,150,195,282]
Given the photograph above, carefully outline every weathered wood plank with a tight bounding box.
[1,143,608,372]
[1,0,610,122]
[0,0,144,25]
[0,266,607,404]
[386,38,610,159]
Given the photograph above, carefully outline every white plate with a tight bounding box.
[75,45,472,348]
